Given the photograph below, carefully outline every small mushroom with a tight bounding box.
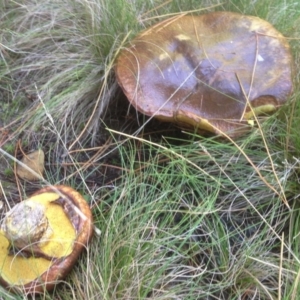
[0,185,93,294]
[115,12,293,137]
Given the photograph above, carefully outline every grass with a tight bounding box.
[0,0,300,299]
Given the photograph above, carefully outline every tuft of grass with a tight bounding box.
[0,0,226,144]
[0,0,300,300]
[49,126,299,300]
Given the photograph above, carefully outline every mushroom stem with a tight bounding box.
[1,200,52,252]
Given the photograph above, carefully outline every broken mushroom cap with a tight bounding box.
[115,11,293,137]
[0,185,93,295]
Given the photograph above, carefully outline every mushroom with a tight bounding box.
[115,11,293,137]
[0,185,93,294]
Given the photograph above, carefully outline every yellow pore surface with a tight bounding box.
[0,192,76,285]
[244,104,276,120]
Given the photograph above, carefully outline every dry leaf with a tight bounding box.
[16,149,45,181]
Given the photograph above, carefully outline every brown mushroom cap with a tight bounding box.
[115,11,293,137]
[0,185,93,295]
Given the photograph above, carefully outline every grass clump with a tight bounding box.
[56,128,299,300]
[0,0,300,300]
[0,0,223,144]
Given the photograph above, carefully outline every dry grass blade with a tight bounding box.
[0,0,300,299]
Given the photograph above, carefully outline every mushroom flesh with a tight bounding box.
[0,185,93,294]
